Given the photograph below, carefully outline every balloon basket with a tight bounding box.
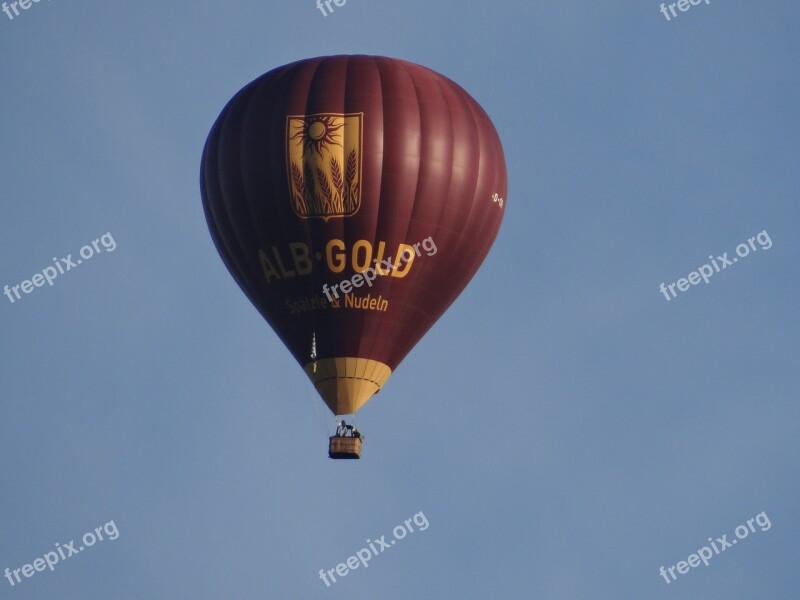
[329,436,362,459]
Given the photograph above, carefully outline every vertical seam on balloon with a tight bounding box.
[457,99,505,288]
[208,84,265,316]
[237,82,271,315]
[341,56,362,378]
[310,56,348,377]
[235,72,295,327]
[406,68,456,324]
[440,80,484,294]
[365,56,420,374]
[361,56,390,371]
[375,60,429,369]
[404,63,433,237]
[345,57,385,384]
[426,72,455,239]
[392,59,423,258]
[353,55,387,378]
[347,56,372,380]
[296,59,325,364]
[380,68,459,365]
[203,110,246,291]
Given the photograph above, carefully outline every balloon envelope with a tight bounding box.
[201,55,507,415]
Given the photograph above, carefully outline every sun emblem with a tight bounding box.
[290,115,344,156]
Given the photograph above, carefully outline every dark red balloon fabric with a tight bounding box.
[201,55,507,374]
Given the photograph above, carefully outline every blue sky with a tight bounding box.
[1,1,798,598]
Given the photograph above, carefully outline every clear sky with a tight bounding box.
[1,1,798,598]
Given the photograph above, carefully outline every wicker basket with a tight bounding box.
[329,436,362,459]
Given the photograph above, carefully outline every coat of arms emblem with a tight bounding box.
[286,113,363,220]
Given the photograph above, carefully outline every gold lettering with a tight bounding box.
[352,240,372,272]
[289,242,312,275]
[390,244,415,278]
[271,246,295,278]
[259,249,281,283]
[373,241,390,275]
[326,239,346,273]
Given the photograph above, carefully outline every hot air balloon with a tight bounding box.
[200,55,507,458]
